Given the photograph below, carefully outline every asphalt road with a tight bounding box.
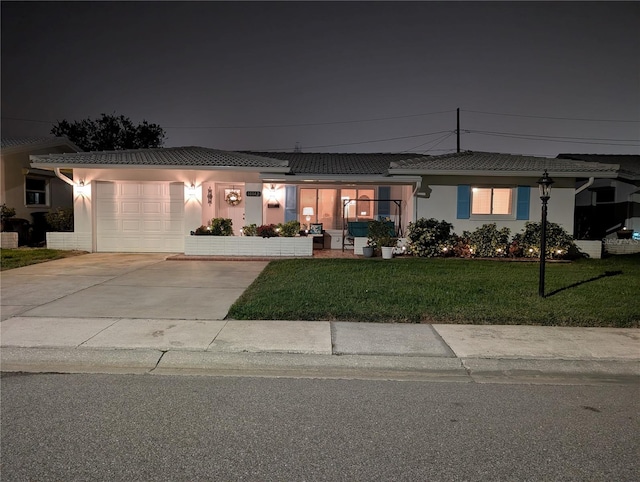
[1,373,638,481]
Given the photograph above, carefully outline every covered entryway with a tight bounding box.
[95,181,184,252]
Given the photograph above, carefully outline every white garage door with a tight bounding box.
[96,182,184,252]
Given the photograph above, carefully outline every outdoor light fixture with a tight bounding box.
[207,187,213,206]
[537,170,554,297]
[267,184,280,208]
[76,181,89,196]
[187,184,196,198]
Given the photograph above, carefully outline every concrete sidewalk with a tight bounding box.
[1,317,638,383]
[1,254,638,383]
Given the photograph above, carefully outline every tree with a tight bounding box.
[51,113,166,151]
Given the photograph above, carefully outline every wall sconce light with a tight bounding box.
[187,184,196,198]
[207,187,213,206]
[267,184,280,208]
[76,181,89,196]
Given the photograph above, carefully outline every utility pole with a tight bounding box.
[456,108,460,153]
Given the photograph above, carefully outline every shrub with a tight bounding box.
[277,220,300,237]
[367,219,395,250]
[256,224,279,238]
[242,224,258,236]
[512,221,576,259]
[45,207,74,232]
[1,204,16,222]
[406,218,455,257]
[192,217,233,236]
[466,223,510,258]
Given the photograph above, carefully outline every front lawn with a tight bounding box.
[0,248,86,271]
[227,254,640,327]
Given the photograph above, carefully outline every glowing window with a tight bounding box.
[472,188,512,215]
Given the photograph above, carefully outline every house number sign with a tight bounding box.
[246,191,261,197]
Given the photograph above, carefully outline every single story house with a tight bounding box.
[556,154,640,239]
[1,137,81,246]
[29,147,620,254]
[1,137,81,221]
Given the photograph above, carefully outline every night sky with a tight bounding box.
[2,1,639,156]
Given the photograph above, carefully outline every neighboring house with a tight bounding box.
[556,154,640,239]
[1,137,81,224]
[29,147,619,253]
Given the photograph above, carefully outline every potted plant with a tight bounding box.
[362,239,375,258]
[378,236,398,259]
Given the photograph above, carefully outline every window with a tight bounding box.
[299,187,377,229]
[595,187,615,204]
[25,177,48,206]
[471,187,513,215]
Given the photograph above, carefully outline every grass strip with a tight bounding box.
[0,248,86,271]
[228,254,640,327]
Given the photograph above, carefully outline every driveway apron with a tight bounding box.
[1,253,267,321]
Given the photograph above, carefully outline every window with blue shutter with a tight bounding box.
[516,186,530,220]
[457,185,471,219]
[378,186,391,218]
[284,186,297,223]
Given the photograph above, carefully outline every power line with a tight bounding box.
[467,129,639,143]
[462,109,640,123]
[467,130,640,147]
[162,110,456,129]
[257,130,453,152]
[1,110,455,130]
[401,131,454,154]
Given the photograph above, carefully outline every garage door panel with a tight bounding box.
[120,183,141,197]
[122,202,141,214]
[142,220,163,232]
[142,202,162,214]
[122,220,141,232]
[96,181,185,253]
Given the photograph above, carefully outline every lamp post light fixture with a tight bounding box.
[537,169,554,297]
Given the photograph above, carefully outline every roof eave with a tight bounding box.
[388,168,620,178]
[29,160,290,173]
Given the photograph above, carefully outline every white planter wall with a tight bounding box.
[574,240,602,259]
[1,232,18,249]
[185,236,313,257]
[46,232,92,251]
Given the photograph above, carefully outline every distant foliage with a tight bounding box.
[277,220,300,237]
[466,223,511,258]
[45,208,74,232]
[512,221,576,259]
[257,224,279,238]
[51,113,165,151]
[406,218,455,257]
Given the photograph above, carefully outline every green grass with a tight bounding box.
[228,254,640,327]
[0,248,86,271]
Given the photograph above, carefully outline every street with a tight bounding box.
[1,373,638,481]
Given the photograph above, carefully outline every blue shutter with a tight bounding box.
[378,186,391,218]
[284,186,297,222]
[457,185,471,219]
[516,186,530,220]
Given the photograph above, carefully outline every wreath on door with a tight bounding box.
[225,190,242,206]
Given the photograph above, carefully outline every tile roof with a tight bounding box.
[30,146,289,169]
[1,136,78,151]
[243,152,430,175]
[390,151,621,176]
[557,154,640,178]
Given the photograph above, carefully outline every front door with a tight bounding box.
[217,184,245,235]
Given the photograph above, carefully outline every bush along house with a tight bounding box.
[29,147,620,256]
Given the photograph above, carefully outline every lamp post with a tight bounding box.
[538,170,554,297]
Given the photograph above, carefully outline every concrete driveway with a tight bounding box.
[1,253,268,321]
